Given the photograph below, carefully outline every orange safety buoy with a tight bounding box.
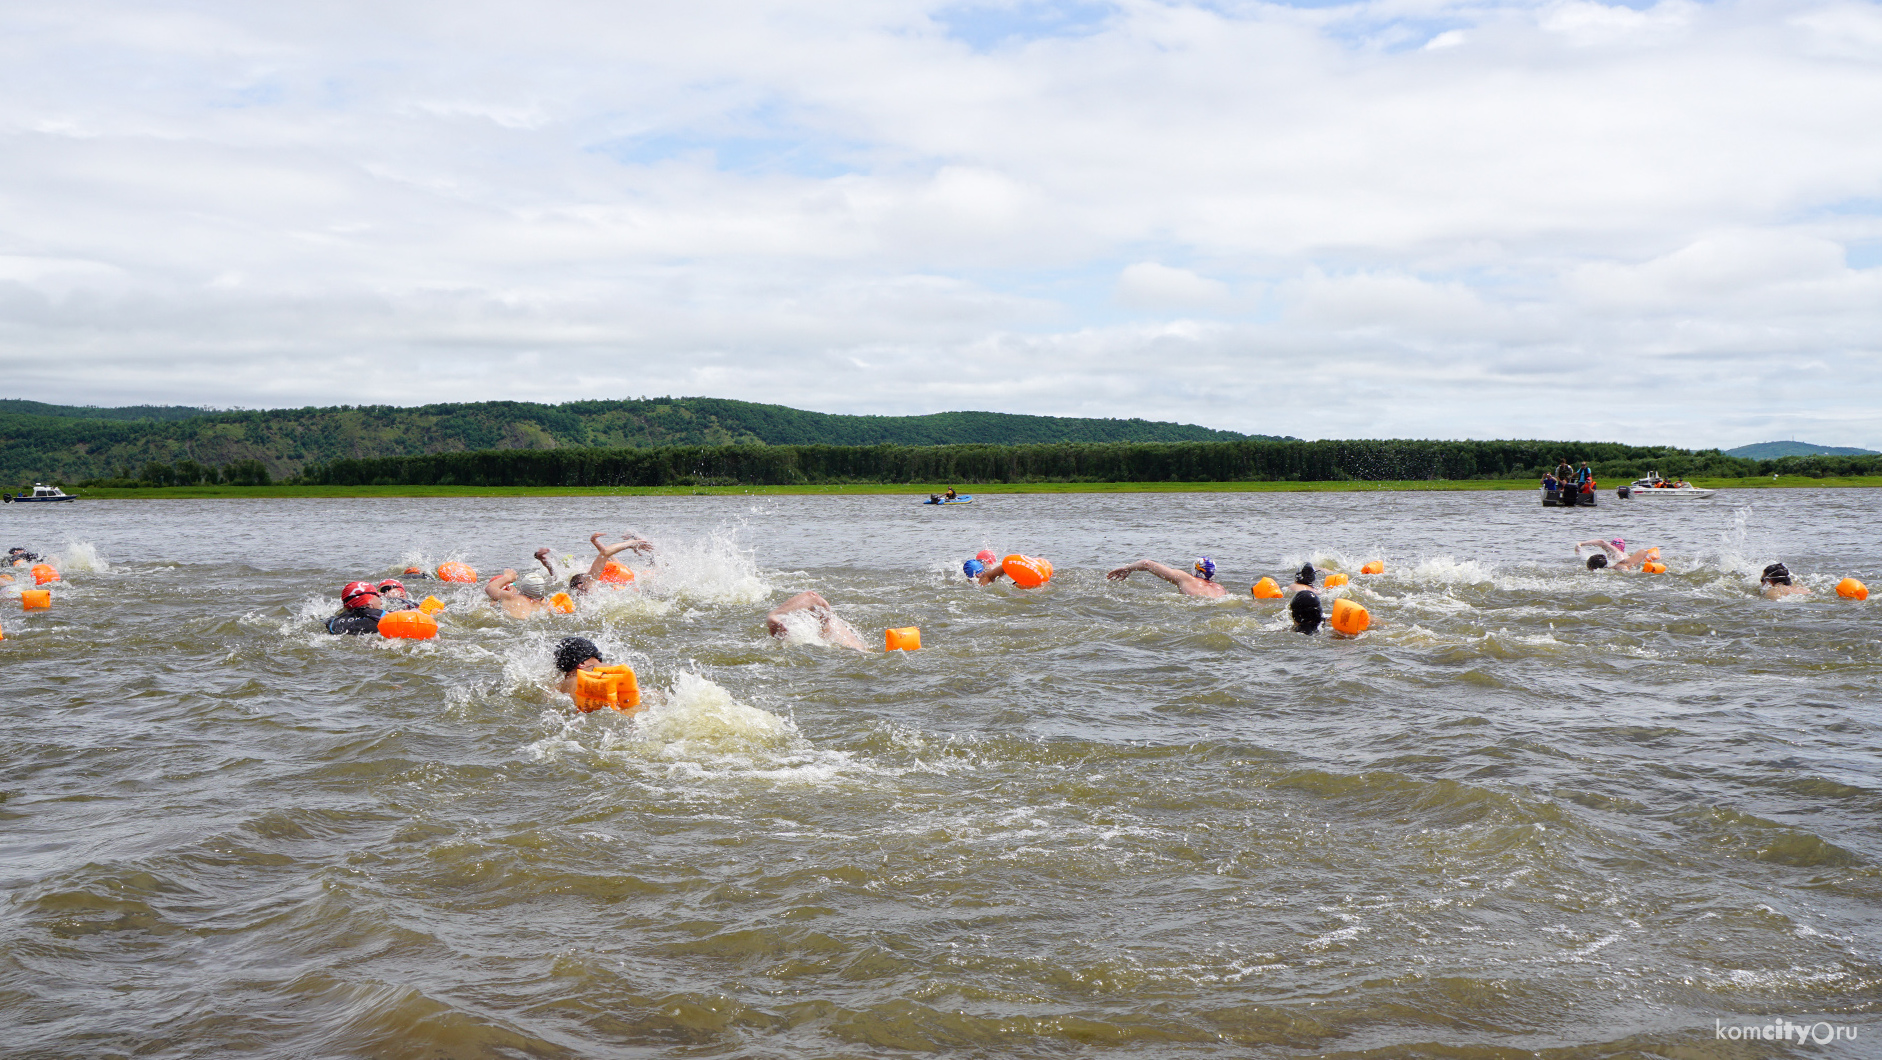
[21,589,50,611]
[1323,572,1349,587]
[885,627,921,651]
[378,609,438,639]
[436,561,477,583]
[31,564,59,585]
[599,560,635,584]
[574,664,641,714]
[1329,597,1370,636]
[1643,561,1667,574]
[1001,555,1053,588]
[1252,576,1283,599]
[549,592,575,614]
[1837,577,1869,600]
[1361,561,1384,575]
[418,595,446,615]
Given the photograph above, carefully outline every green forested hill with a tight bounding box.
[0,396,1264,484]
[0,399,216,422]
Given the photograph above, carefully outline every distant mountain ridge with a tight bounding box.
[0,396,1272,483]
[1724,440,1878,459]
[0,399,217,422]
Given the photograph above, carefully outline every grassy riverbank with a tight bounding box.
[51,475,1882,499]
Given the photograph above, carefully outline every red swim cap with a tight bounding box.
[341,581,378,606]
[377,578,405,593]
[976,550,995,564]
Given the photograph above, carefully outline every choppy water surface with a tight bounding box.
[3,490,1878,1058]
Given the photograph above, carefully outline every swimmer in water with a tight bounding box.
[325,581,384,635]
[765,591,868,651]
[7,546,39,567]
[553,635,605,696]
[1105,556,1227,598]
[1575,538,1659,571]
[1287,564,1323,633]
[400,565,433,580]
[962,549,996,579]
[485,568,552,618]
[580,532,653,593]
[375,578,419,610]
[1759,562,1811,599]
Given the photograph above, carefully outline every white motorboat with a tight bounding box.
[1617,473,1714,499]
[3,483,77,503]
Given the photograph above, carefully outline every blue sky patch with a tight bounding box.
[935,0,1116,51]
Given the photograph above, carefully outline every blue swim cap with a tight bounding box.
[963,559,986,577]
[1194,556,1216,580]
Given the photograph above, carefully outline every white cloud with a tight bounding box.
[1115,262,1233,309]
[0,0,1879,447]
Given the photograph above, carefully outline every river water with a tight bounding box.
[2,490,1877,1058]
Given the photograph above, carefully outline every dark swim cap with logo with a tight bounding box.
[1289,589,1323,633]
[1587,554,1608,570]
[1295,563,1317,586]
[554,636,604,674]
[1761,562,1792,585]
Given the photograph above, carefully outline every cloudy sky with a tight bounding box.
[2,0,1879,446]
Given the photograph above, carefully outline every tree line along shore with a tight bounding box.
[47,438,1882,493]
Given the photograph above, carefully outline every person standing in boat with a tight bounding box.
[1575,462,1594,494]
[1553,458,1573,487]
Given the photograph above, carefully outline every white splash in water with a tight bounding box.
[632,524,772,607]
[51,541,110,573]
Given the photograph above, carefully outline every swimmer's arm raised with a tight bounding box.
[485,569,519,601]
[1107,559,1193,587]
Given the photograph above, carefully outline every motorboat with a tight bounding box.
[1617,473,1714,499]
[3,483,76,503]
[1541,485,1595,507]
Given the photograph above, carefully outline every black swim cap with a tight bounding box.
[1296,563,1316,586]
[1761,562,1791,585]
[554,636,603,674]
[1289,589,1322,633]
[1587,554,1608,570]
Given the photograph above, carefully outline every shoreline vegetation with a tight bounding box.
[61,476,1882,499]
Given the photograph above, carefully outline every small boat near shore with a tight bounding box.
[919,494,974,505]
[1617,473,1715,499]
[1541,487,1595,507]
[3,483,76,503]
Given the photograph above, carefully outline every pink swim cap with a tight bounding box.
[976,550,995,563]
[1611,538,1625,550]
